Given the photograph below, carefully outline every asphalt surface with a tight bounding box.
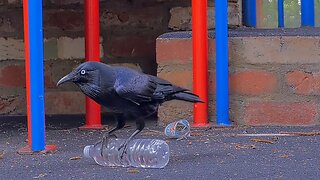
[1,116,320,180]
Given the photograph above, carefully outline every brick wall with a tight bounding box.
[0,0,241,115]
[156,31,320,126]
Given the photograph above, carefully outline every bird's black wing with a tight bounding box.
[149,76,186,100]
[113,67,157,105]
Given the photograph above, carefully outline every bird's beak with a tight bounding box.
[57,73,74,86]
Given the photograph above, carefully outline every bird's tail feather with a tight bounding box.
[172,91,204,103]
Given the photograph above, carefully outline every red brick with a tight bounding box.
[0,10,23,34]
[47,0,82,5]
[244,101,317,125]
[0,95,24,114]
[208,70,216,95]
[156,39,192,64]
[44,64,58,89]
[0,64,25,87]
[158,101,194,126]
[159,69,276,98]
[286,70,320,95]
[44,10,83,31]
[158,69,193,89]
[100,6,166,29]
[44,75,56,89]
[232,37,320,64]
[45,91,85,114]
[0,63,57,88]
[105,36,154,58]
[230,70,277,95]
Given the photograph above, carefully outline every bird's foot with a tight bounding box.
[108,134,118,139]
[118,141,129,159]
[93,133,117,146]
[94,133,118,156]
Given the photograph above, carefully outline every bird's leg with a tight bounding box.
[99,132,113,156]
[118,120,145,159]
[96,116,125,155]
[101,126,119,141]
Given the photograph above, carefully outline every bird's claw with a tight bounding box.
[95,133,118,156]
[118,142,128,159]
[108,134,118,139]
[120,149,126,159]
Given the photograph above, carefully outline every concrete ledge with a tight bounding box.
[157,28,320,64]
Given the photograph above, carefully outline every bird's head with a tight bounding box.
[57,62,100,86]
[57,62,108,99]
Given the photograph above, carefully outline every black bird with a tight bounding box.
[57,61,203,154]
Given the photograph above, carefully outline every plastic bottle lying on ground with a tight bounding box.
[83,138,170,168]
[164,119,191,140]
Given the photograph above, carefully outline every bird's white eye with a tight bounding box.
[80,70,86,75]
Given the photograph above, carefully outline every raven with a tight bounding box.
[57,61,202,155]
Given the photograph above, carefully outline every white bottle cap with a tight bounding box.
[83,145,93,158]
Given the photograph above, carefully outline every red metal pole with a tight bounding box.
[192,0,209,127]
[23,0,32,146]
[19,0,57,154]
[81,0,102,129]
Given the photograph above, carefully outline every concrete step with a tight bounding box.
[156,27,320,126]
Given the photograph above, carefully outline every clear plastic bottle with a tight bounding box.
[83,138,170,168]
[164,119,191,140]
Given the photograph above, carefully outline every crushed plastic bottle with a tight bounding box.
[83,138,170,168]
[164,119,191,140]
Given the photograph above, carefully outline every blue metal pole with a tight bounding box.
[215,0,230,125]
[278,0,284,27]
[301,0,315,27]
[243,0,256,27]
[29,0,45,151]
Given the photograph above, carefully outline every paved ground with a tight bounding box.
[0,116,320,180]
